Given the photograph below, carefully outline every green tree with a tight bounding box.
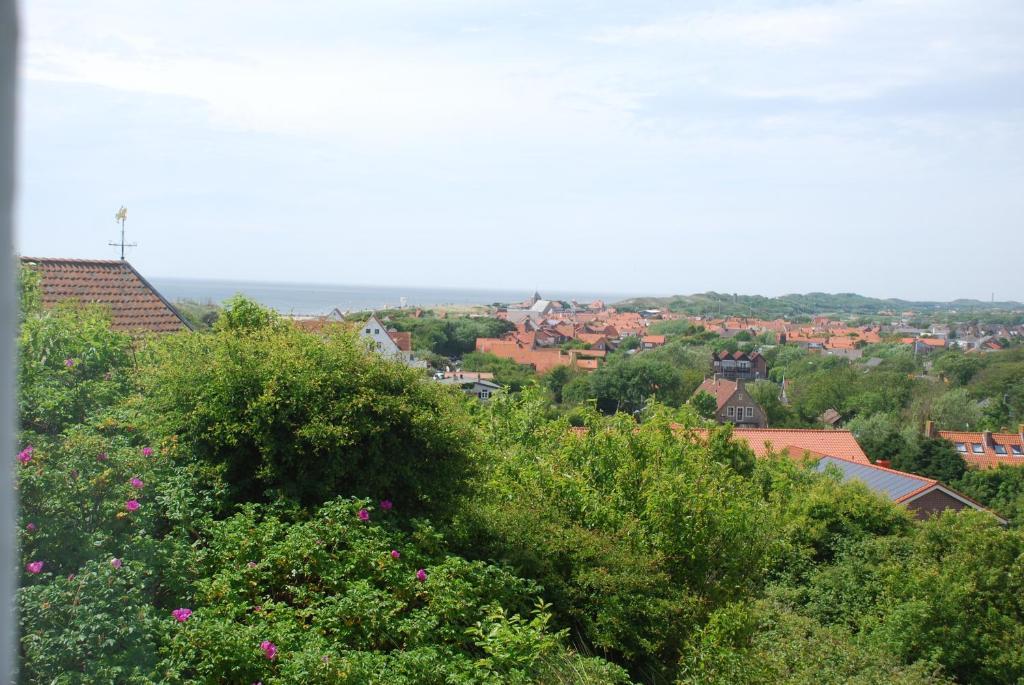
[139,299,477,513]
[891,435,966,483]
[690,390,717,420]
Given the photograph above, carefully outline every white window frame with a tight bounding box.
[726,406,735,418]
[745,406,754,418]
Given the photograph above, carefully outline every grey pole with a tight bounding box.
[0,0,18,681]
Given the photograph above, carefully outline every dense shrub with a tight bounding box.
[156,499,627,684]
[18,302,136,435]
[138,299,477,513]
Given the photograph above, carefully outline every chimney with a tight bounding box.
[983,431,994,448]
[1019,424,1024,442]
[924,420,936,438]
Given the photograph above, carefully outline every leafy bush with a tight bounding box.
[156,499,626,684]
[18,302,136,435]
[138,301,476,513]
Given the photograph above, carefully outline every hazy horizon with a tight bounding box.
[17,1,1024,301]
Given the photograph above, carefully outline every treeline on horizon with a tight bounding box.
[615,291,1024,322]
[14,272,1024,684]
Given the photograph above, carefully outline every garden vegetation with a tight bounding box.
[14,284,1024,684]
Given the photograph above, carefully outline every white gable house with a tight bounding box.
[359,315,428,368]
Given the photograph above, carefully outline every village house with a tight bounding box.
[815,455,1003,522]
[19,256,191,333]
[359,315,427,368]
[435,375,501,401]
[641,335,666,350]
[711,350,767,380]
[926,421,1024,469]
[692,377,767,428]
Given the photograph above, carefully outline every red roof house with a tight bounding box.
[20,257,190,333]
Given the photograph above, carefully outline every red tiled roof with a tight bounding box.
[21,257,190,333]
[642,335,666,344]
[723,428,870,463]
[938,430,1024,469]
[693,377,739,410]
[388,330,412,352]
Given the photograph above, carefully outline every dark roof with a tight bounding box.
[20,257,191,333]
[816,456,936,502]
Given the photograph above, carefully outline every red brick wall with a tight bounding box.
[907,489,968,520]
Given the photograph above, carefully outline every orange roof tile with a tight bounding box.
[21,257,190,333]
[721,428,870,463]
[938,430,1024,469]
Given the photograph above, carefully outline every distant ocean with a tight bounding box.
[149,278,637,315]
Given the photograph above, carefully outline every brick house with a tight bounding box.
[692,377,767,428]
[711,350,767,380]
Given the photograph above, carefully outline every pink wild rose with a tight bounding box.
[416,568,427,582]
[357,508,369,522]
[380,499,393,511]
[125,499,141,512]
[110,558,123,570]
[260,640,278,660]
[25,522,37,533]
[171,608,192,622]
[390,549,400,559]
[141,446,154,457]
[25,561,44,574]
[17,445,33,464]
[130,477,144,489]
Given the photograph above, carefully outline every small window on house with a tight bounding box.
[365,328,371,334]
[480,390,490,399]
[727,406,735,418]
[972,443,984,453]
[955,442,967,453]
[1012,445,1023,456]
[745,406,754,418]
[374,328,380,334]
[994,444,1008,455]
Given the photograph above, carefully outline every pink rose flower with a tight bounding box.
[380,499,393,511]
[17,445,33,464]
[357,508,369,522]
[260,640,277,660]
[25,522,37,533]
[171,608,192,622]
[141,447,154,457]
[25,561,44,574]
[125,499,140,512]
[110,558,122,570]
[416,568,427,582]
[130,477,144,489]
[390,549,400,559]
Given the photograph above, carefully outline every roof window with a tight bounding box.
[994,444,1008,455]
[955,442,967,452]
[1012,445,1023,456]
[971,443,984,454]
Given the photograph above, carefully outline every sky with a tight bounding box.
[15,0,1024,301]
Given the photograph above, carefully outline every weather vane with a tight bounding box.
[109,206,136,260]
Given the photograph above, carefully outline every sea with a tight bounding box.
[150,278,638,316]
